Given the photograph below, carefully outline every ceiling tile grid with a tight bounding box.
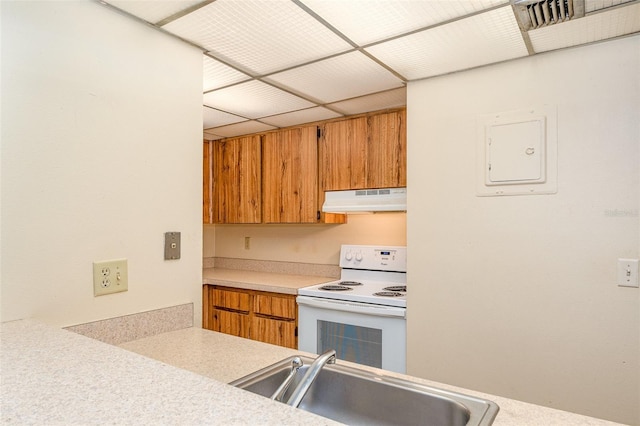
[260,107,343,128]
[585,0,635,13]
[106,0,203,25]
[264,51,405,104]
[365,5,529,80]
[102,0,640,138]
[207,120,277,138]
[162,0,353,75]
[203,80,316,119]
[203,106,246,129]
[327,87,407,116]
[529,2,640,52]
[203,56,251,92]
[300,0,508,45]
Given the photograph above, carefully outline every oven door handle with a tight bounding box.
[296,296,406,319]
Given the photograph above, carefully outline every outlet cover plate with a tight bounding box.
[164,232,181,260]
[93,259,128,296]
[617,258,639,288]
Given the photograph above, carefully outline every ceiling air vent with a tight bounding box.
[512,0,585,30]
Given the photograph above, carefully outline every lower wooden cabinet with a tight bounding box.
[203,285,298,349]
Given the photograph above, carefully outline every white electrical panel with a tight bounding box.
[477,105,557,196]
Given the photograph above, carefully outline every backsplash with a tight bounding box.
[206,257,340,278]
[65,303,193,345]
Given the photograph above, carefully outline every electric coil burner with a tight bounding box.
[383,285,406,292]
[338,280,363,286]
[374,291,404,297]
[319,285,352,291]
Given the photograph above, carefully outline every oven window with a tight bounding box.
[317,320,382,369]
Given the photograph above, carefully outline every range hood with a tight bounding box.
[322,188,407,213]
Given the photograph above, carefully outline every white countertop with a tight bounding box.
[0,320,339,425]
[1,320,624,425]
[118,328,623,426]
[202,267,335,294]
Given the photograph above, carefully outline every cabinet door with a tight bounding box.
[211,287,251,312]
[254,292,296,320]
[366,110,406,189]
[262,126,318,223]
[211,309,250,338]
[251,316,297,349]
[203,141,212,224]
[320,110,406,191]
[212,135,261,223]
[320,117,367,191]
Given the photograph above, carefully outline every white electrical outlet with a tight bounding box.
[93,259,128,296]
[617,258,639,288]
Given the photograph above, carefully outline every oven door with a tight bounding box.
[297,295,406,374]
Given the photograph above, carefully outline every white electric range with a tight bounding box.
[297,244,407,373]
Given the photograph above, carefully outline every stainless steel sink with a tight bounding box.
[230,356,499,425]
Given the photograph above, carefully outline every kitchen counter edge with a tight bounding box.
[202,267,335,294]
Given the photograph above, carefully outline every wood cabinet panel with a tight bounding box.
[203,285,298,349]
[320,109,406,191]
[251,316,297,349]
[262,126,318,223]
[203,141,212,224]
[366,110,406,189]
[320,117,367,191]
[212,135,261,223]
[254,292,296,319]
[211,309,250,338]
[211,288,251,312]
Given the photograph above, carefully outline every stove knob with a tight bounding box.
[355,251,363,261]
[345,250,353,261]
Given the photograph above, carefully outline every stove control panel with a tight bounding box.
[340,245,407,272]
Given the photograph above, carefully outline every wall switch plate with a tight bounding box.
[164,232,181,260]
[617,258,639,288]
[93,259,128,296]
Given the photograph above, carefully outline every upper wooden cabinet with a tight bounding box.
[203,141,212,224]
[320,109,406,191]
[212,135,261,224]
[262,126,319,223]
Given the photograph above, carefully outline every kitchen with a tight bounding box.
[1,1,638,425]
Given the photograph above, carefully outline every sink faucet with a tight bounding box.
[285,349,336,408]
[270,357,303,402]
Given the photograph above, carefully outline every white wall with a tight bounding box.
[209,213,406,264]
[0,1,203,327]
[407,36,639,425]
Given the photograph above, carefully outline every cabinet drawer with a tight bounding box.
[251,316,297,349]
[212,288,250,312]
[211,309,250,338]
[254,293,296,319]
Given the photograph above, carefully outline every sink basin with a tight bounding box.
[230,356,499,426]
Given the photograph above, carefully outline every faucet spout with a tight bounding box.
[285,349,336,408]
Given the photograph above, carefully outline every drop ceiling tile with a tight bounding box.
[365,6,529,80]
[105,0,202,25]
[162,0,353,75]
[327,87,407,116]
[203,106,245,129]
[203,130,224,141]
[264,51,404,104]
[529,2,640,52]
[203,56,251,92]
[585,0,635,13]
[260,107,343,128]
[300,0,506,45]
[207,121,277,138]
[203,80,316,119]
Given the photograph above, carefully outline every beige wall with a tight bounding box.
[0,1,204,327]
[407,36,639,425]
[208,213,406,265]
